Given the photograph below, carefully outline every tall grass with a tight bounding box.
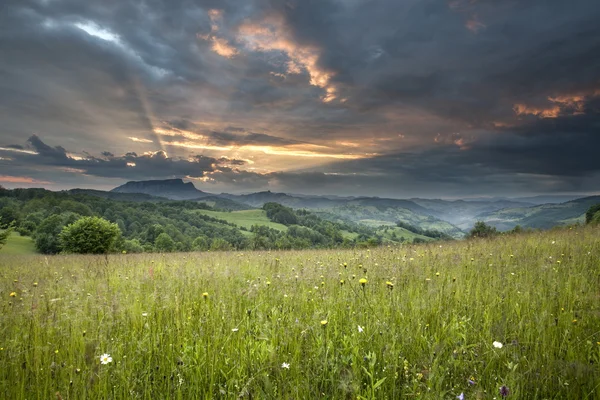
[1,225,599,399]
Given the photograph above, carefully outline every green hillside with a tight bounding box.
[0,232,36,255]
[324,204,465,238]
[478,196,600,230]
[196,209,288,231]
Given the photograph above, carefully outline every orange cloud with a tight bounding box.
[514,88,599,119]
[198,9,238,58]
[465,17,486,33]
[128,136,153,143]
[238,15,338,102]
[0,175,52,184]
[210,37,238,58]
[513,103,560,118]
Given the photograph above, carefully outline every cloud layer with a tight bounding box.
[1,0,599,196]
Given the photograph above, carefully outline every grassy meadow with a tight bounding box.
[0,232,36,255]
[0,225,599,399]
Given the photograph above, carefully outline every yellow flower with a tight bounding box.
[386,281,394,289]
[340,280,345,285]
[321,320,328,326]
[33,282,38,287]
[359,278,368,286]
[202,292,209,299]
[435,272,440,277]
[9,292,17,297]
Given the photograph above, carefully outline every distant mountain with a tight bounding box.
[477,196,600,230]
[68,188,168,202]
[223,191,465,238]
[111,179,210,200]
[511,195,588,205]
[409,199,535,230]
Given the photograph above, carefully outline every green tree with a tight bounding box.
[154,232,176,252]
[468,221,498,238]
[59,216,121,254]
[192,236,210,251]
[585,203,600,224]
[210,238,231,251]
[123,238,144,253]
[35,213,79,254]
[0,218,14,250]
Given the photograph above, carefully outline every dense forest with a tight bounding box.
[0,187,431,254]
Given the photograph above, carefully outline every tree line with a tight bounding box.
[0,187,409,254]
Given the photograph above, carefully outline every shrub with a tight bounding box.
[59,216,121,254]
[585,203,600,224]
[468,221,498,238]
[154,232,175,252]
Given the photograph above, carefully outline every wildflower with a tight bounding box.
[100,354,113,365]
[468,378,476,385]
[457,393,464,400]
[340,279,345,285]
[452,277,456,282]
[202,292,209,299]
[141,312,148,317]
[435,272,440,277]
[266,281,271,286]
[281,362,290,369]
[386,281,394,289]
[359,278,368,287]
[493,341,503,348]
[33,282,38,287]
[357,325,364,333]
[232,328,239,332]
[9,292,16,297]
[321,320,328,327]
[499,385,510,397]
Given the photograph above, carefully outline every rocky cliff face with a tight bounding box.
[111,179,209,200]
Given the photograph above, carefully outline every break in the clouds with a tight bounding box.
[1,0,599,197]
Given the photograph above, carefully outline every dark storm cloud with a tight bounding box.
[161,120,302,146]
[2,135,247,181]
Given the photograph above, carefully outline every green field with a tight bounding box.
[0,232,36,255]
[197,209,289,232]
[1,225,599,398]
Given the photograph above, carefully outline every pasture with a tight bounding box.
[0,225,599,398]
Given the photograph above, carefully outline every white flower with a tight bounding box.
[357,325,364,333]
[142,312,148,317]
[493,341,503,349]
[232,328,239,332]
[100,353,113,364]
[281,362,290,369]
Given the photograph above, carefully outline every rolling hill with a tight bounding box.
[476,195,600,230]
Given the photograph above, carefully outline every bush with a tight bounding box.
[585,203,600,224]
[59,216,121,254]
[154,232,175,252]
[0,218,14,250]
[468,221,498,238]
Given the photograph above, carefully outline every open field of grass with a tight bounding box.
[196,209,289,232]
[0,225,599,398]
[0,232,36,255]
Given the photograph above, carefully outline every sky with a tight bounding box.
[1,0,599,198]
